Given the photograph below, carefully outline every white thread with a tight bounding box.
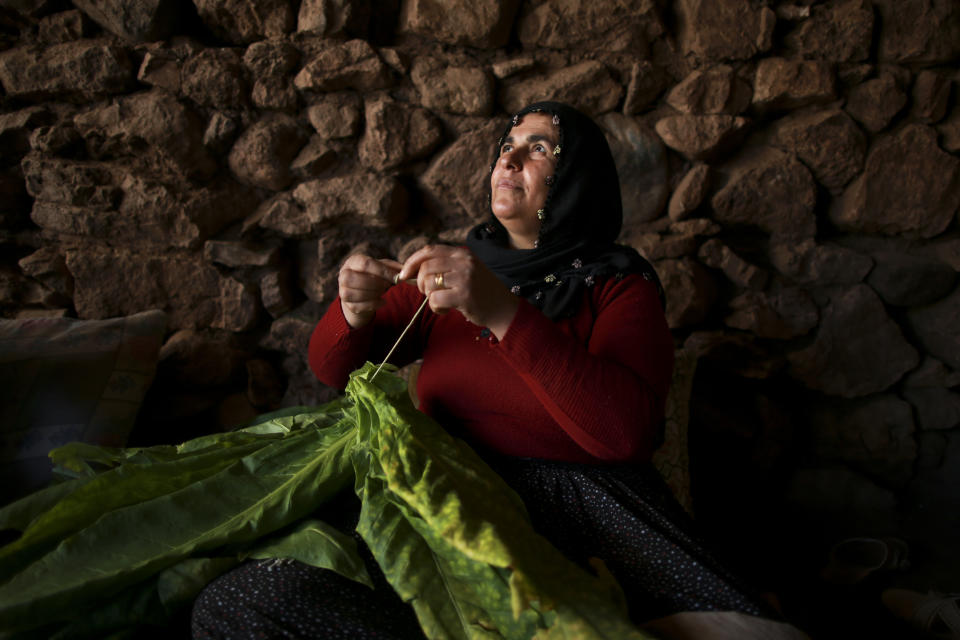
[371,294,430,381]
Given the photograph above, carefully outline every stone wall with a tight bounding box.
[1,0,959,588]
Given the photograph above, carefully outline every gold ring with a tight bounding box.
[434,273,445,289]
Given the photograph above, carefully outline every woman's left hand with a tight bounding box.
[397,244,520,340]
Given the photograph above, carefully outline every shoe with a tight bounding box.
[819,537,910,585]
[882,588,960,639]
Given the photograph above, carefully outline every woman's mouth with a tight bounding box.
[497,179,521,190]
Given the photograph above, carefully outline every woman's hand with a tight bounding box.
[338,254,402,329]
[397,245,520,340]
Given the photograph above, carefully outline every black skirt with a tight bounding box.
[191,457,777,639]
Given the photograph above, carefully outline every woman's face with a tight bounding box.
[489,113,559,249]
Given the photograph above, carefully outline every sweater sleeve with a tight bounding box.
[308,284,426,390]
[492,275,674,462]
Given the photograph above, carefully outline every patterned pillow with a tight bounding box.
[651,348,698,516]
[0,310,167,504]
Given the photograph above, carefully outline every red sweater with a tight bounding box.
[308,274,674,464]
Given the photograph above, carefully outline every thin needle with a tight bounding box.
[371,294,429,381]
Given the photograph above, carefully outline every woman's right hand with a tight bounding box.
[337,254,402,329]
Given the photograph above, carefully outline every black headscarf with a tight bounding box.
[466,101,664,320]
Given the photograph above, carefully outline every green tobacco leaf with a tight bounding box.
[156,556,241,612]
[0,476,94,534]
[0,438,272,582]
[0,415,356,633]
[247,518,372,589]
[345,363,655,640]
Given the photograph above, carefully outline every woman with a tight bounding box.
[192,102,804,639]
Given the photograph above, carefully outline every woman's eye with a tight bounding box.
[533,144,546,153]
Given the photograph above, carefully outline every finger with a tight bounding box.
[427,288,455,315]
[379,258,403,280]
[398,244,454,281]
[338,268,392,295]
[343,254,400,283]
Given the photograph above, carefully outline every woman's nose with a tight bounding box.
[500,149,521,170]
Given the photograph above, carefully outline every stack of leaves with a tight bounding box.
[0,363,653,639]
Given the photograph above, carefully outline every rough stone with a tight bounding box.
[668,163,711,221]
[655,257,717,328]
[39,10,92,43]
[752,58,836,111]
[358,95,443,171]
[903,388,960,432]
[259,269,295,318]
[137,50,181,93]
[599,113,668,226]
[809,394,917,486]
[21,154,120,211]
[627,232,697,261]
[398,0,519,48]
[73,89,216,180]
[938,105,960,153]
[906,285,960,371]
[251,76,299,113]
[724,287,819,340]
[831,124,960,238]
[499,61,622,117]
[291,136,337,178]
[788,284,920,397]
[0,40,134,102]
[18,246,73,299]
[675,0,775,63]
[874,0,960,64]
[275,173,408,232]
[698,239,768,290]
[654,114,749,161]
[665,65,752,115]
[203,112,239,155]
[297,236,348,304]
[28,122,83,157]
[297,0,370,37]
[157,329,249,388]
[66,248,259,331]
[786,467,898,536]
[492,57,535,80]
[783,0,874,62]
[260,314,316,356]
[181,48,248,111]
[25,161,255,248]
[305,92,363,139]
[770,108,866,194]
[866,251,956,307]
[294,39,391,93]
[204,240,280,268]
[193,0,294,44]
[769,238,873,285]
[242,39,300,77]
[411,58,493,116]
[669,218,721,238]
[0,106,54,166]
[623,60,669,115]
[72,0,178,42]
[228,113,308,191]
[904,356,960,389]
[844,73,908,133]
[711,146,818,239]
[911,70,953,124]
[517,0,664,52]
[418,119,502,230]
